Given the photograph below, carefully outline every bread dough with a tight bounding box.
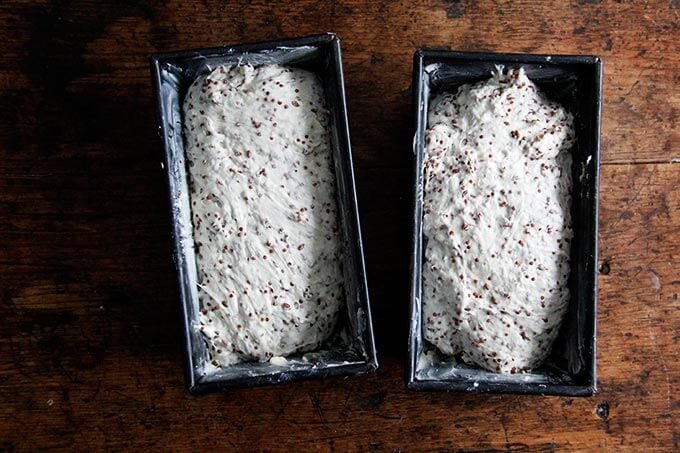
[183,64,343,367]
[422,67,575,373]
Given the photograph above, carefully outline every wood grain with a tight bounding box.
[0,0,678,450]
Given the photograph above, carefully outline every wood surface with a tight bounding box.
[0,0,678,450]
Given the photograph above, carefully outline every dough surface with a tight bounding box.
[183,64,344,367]
[422,67,575,373]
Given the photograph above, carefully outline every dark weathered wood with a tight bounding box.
[0,0,678,450]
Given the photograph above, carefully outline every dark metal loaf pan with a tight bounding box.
[150,33,377,393]
[408,50,602,396]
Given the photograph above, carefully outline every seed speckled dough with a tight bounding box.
[422,67,575,373]
[183,64,344,367]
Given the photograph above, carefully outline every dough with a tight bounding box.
[183,64,344,367]
[422,67,575,373]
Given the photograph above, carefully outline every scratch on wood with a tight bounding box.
[647,298,672,415]
[375,413,403,420]
[608,168,652,231]
[500,415,510,449]
[340,383,354,417]
[273,391,293,419]
[308,389,326,423]
[647,270,661,290]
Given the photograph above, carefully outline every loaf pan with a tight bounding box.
[150,33,377,393]
[408,50,602,396]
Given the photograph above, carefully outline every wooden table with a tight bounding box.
[1,1,677,450]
